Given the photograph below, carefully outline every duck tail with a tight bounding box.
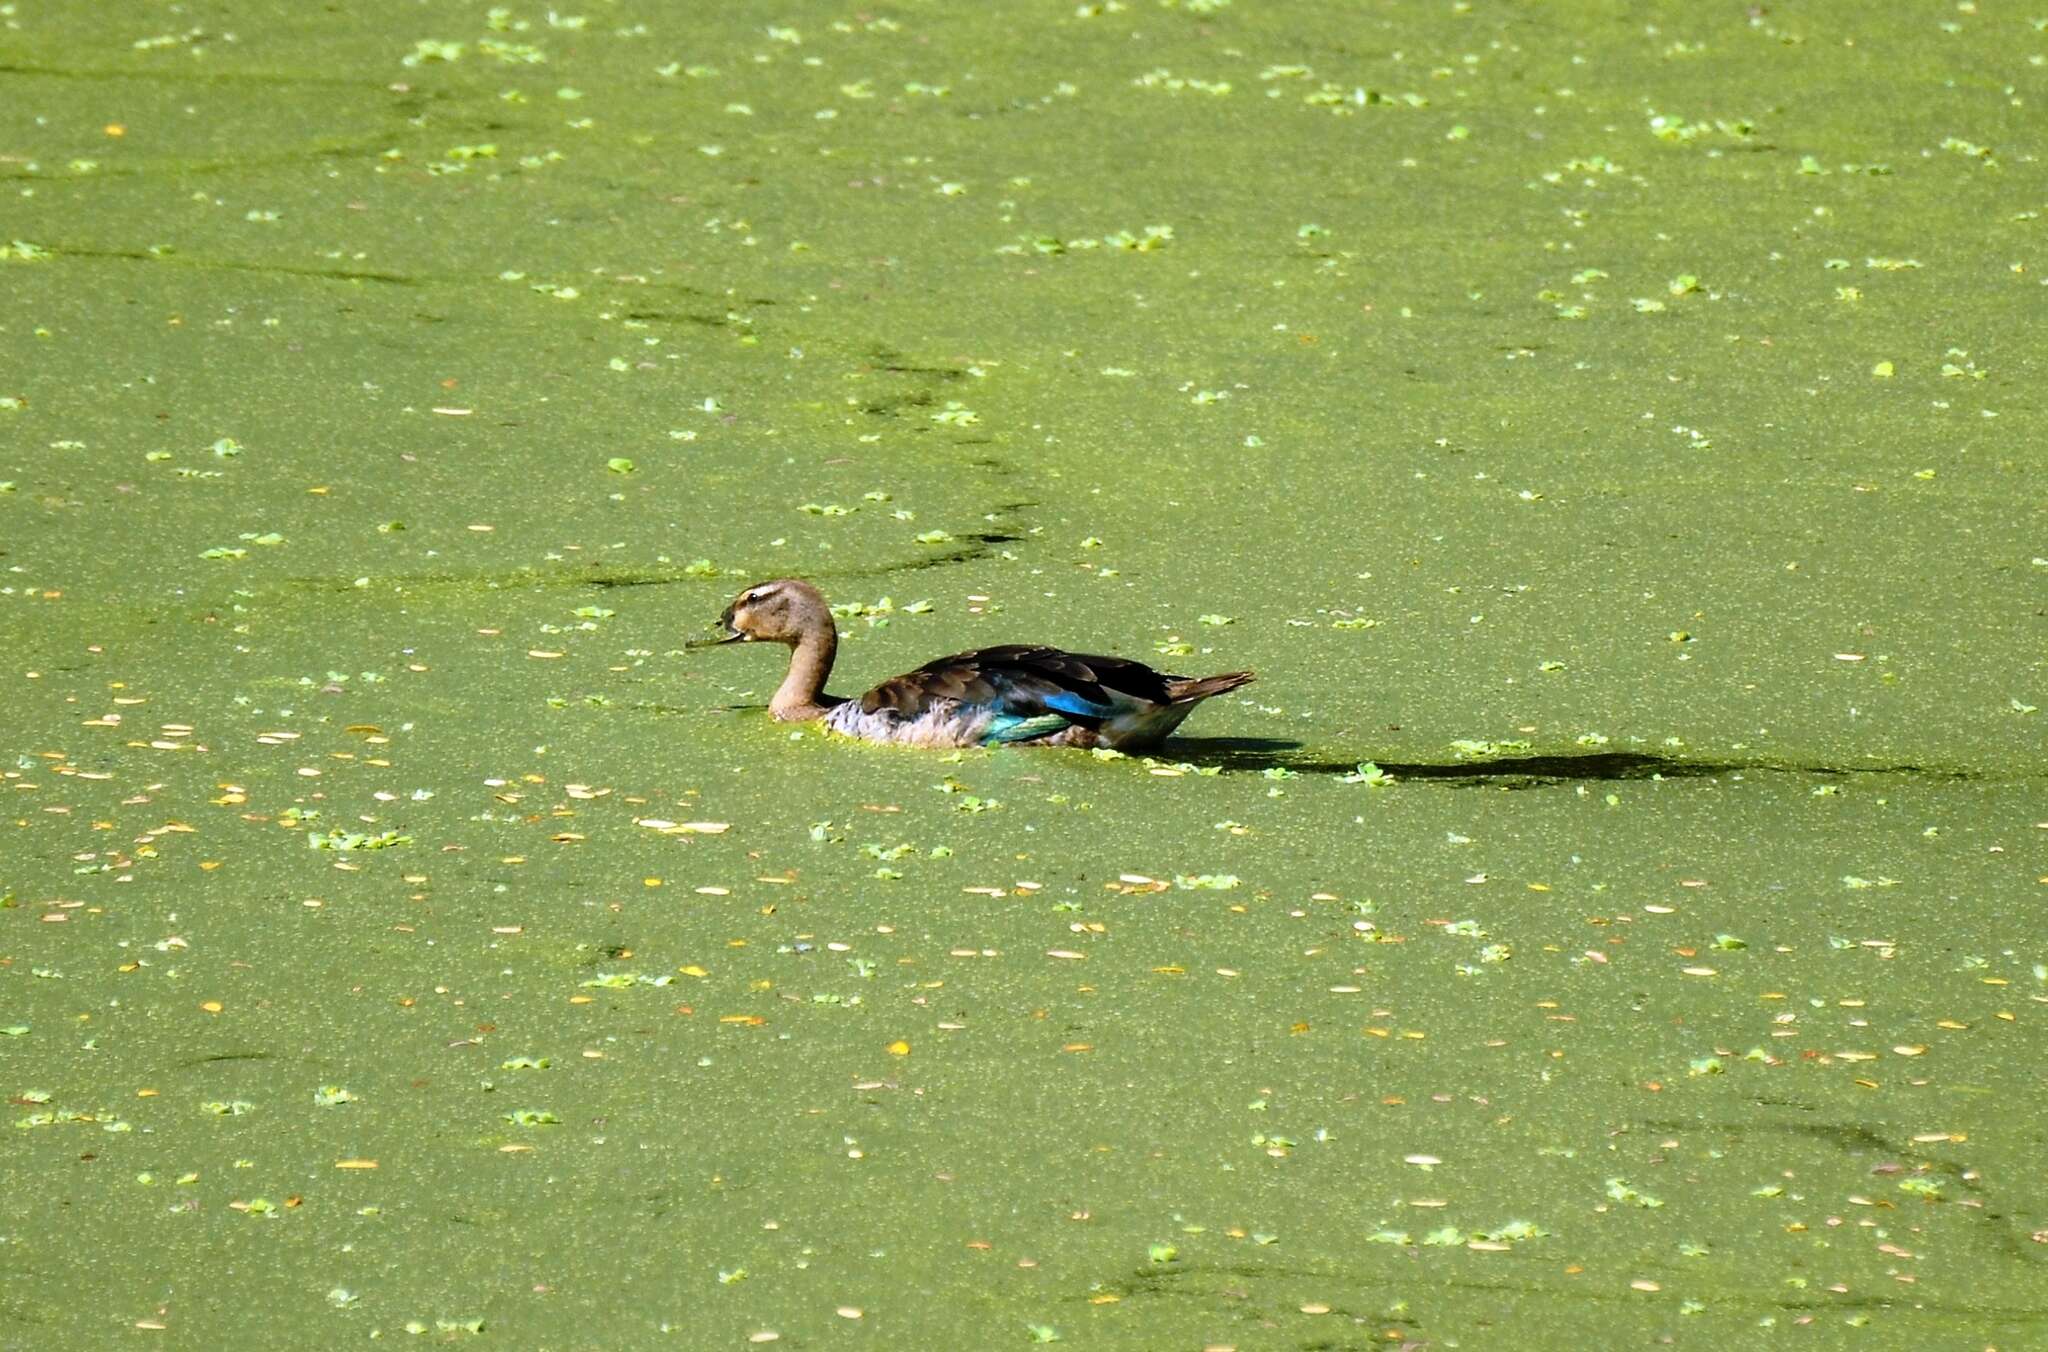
[1165,670,1255,704]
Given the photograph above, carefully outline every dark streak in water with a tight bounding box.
[1091,1259,2048,1323]
[36,245,416,286]
[1155,743,1986,784]
[275,535,1031,600]
[0,62,403,90]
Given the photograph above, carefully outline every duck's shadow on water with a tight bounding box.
[1160,738,1737,786]
[684,707,1984,784]
[682,713,1970,784]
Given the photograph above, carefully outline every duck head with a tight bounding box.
[706,578,832,646]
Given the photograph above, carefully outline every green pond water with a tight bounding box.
[3,1,2045,1347]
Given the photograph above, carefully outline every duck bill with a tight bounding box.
[685,610,751,649]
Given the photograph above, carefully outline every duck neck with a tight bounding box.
[769,627,837,721]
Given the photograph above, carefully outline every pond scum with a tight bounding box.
[3,1,2044,1346]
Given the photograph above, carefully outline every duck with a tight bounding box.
[703,578,1254,749]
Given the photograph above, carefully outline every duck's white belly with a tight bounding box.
[822,699,993,747]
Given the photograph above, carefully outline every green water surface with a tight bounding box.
[3,1,2044,1347]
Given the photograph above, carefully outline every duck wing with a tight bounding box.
[858,645,1174,725]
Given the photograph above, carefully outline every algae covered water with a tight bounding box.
[3,2,2044,1346]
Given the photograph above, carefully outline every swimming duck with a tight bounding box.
[705,578,1254,749]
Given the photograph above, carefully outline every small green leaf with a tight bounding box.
[504,1109,559,1127]
[1606,1177,1663,1208]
